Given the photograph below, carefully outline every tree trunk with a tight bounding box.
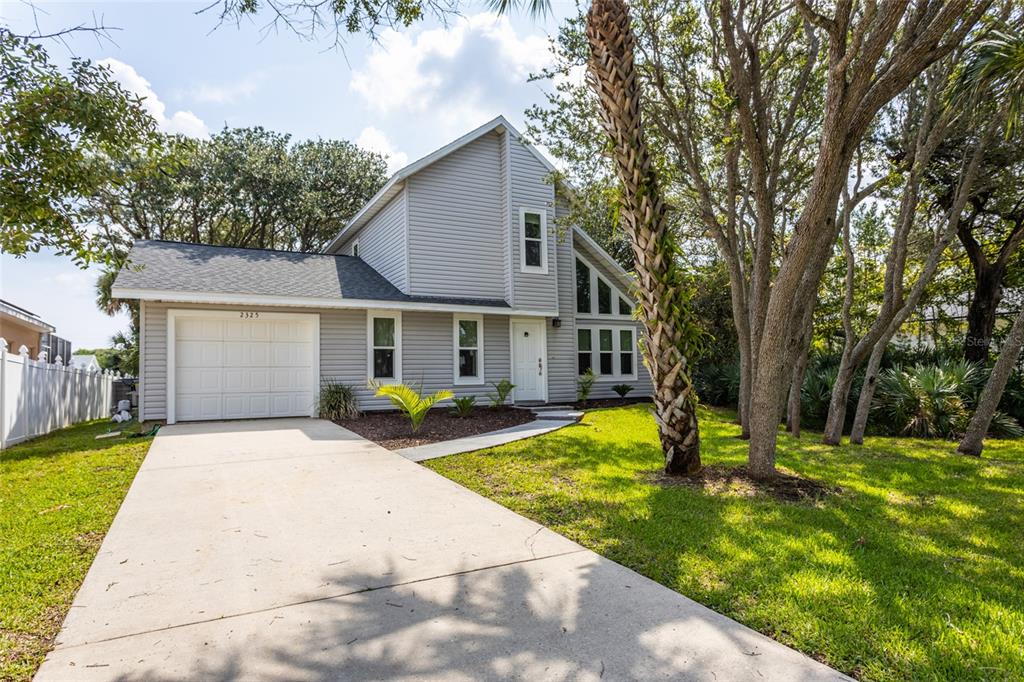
[959,305,1024,456]
[786,302,815,438]
[964,265,1003,364]
[586,0,701,475]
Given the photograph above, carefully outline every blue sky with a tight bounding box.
[0,0,577,348]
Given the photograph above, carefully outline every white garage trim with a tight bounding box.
[166,309,320,425]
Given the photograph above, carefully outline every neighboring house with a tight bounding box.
[112,116,652,424]
[0,300,71,363]
[70,354,102,371]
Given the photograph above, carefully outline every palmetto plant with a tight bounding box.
[873,364,976,439]
[373,383,453,433]
[951,25,1024,135]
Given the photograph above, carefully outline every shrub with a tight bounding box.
[317,380,360,421]
[487,379,515,408]
[612,384,634,398]
[372,382,453,433]
[694,362,741,407]
[577,369,596,404]
[800,365,838,427]
[988,411,1024,439]
[450,396,476,418]
[873,364,975,438]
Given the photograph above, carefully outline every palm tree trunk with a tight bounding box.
[959,305,1024,456]
[586,0,701,475]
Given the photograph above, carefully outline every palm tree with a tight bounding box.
[492,0,703,475]
[584,0,702,474]
[953,23,1024,455]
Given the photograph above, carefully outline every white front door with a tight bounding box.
[511,319,546,402]
[169,310,318,423]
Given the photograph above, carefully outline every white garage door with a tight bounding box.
[170,311,318,423]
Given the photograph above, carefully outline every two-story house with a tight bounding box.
[112,117,652,423]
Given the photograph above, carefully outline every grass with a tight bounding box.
[425,405,1024,681]
[0,420,153,681]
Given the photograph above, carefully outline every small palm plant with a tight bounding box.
[450,396,477,418]
[373,382,453,433]
[487,379,515,408]
[612,384,633,398]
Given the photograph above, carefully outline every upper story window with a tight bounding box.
[575,251,634,319]
[520,208,548,274]
[368,311,401,382]
[575,259,591,314]
[352,240,360,258]
[454,314,484,384]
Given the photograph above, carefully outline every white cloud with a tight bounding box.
[349,13,552,137]
[188,73,265,105]
[99,58,209,137]
[356,126,409,174]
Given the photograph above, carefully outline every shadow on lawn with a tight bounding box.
[511,416,1024,679]
[0,421,154,465]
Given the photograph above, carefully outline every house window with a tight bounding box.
[577,324,638,380]
[352,240,360,258]
[598,279,612,315]
[454,315,484,384]
[577,328,592,375]
[368,311,401,381]
[599,329,614,375]
[520,208,547,273]
[576,259,591,314]
[619,297,632,316]
[619,329,635,376]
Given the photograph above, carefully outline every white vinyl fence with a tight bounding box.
[0,339,117,449]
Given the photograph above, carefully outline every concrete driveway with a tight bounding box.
[37,419,846,681]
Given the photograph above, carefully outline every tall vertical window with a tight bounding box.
[577,328,593,375]
[619,329,635,376]
[520,208,547,272]
[599,329,614,375]
[369,312,400,381]
[619,297,631,316]
[454,315,483,384]
[598,278,612,315]
[352,240,360,258]
[576,259,591,314]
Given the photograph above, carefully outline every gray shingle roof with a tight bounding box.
[113,241,509,309]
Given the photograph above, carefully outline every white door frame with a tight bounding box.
[508,317,548,403]
[166,308,320,424]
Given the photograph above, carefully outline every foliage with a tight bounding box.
[693,362,741,407]
[576,368,596,404]
[373,382,453,433]
[872,363,984,438]
[72,347,129,374]
[801,364,841,428]
[987,410,1024,438]
[109,330,139,377]
[611,384,633,398]
[0,29,157,266]
[427,404,1024,681]
[450,396,477,418]
[1,419,151,680]
[86,127,388,260]
[487,379,515,408]
[317,380,360,421]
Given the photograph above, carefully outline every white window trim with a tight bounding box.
[367,309,402,383]
[575,323,638,381]
[574,251,634,319]
[351,239,360,258]
[519,207,548,274]
[453,314,485,385]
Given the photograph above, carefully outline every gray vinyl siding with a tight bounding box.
[140,300,167,420]
[406,133,505,299]
[338,191,408,293]
[138,302,513,418]
[547,195,577,402]
[509,136,558,313]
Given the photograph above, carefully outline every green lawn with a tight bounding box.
[425,405,1024,681]
[0,421,152,681]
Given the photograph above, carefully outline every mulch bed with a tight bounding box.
[644,464,840,503]
[336,407,534,450]
[575,397,652,410]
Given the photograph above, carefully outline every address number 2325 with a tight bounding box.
[239,312,260,319]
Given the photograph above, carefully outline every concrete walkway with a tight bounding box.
[38,418,847,681]
[397,418,576,462]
